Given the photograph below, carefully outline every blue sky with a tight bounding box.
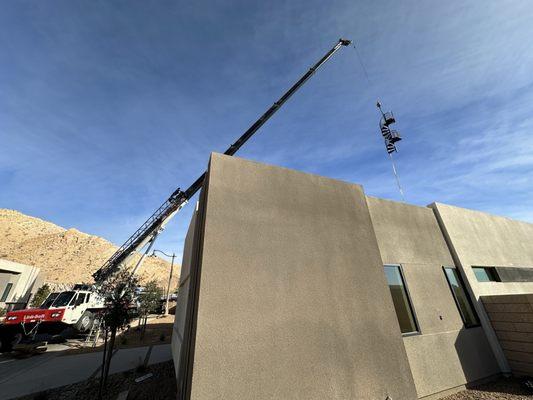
[1,1,532,261]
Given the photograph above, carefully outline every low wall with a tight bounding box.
[482,294,533,376]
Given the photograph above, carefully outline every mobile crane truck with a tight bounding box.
[0,38,352,352]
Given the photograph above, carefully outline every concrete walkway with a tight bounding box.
[0,344,172,399]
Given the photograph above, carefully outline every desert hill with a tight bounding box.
[0,209,179,289]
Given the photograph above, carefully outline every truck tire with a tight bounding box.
[0,334,7,352]
[75,311,95,333]
[0,330,22,352]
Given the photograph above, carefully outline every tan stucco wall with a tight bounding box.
[403,329,499,398]
[431,202,533,373]
[367,197,455,267]
[431,203,533,297]
[367,198,500,398]
[181,153,417,400]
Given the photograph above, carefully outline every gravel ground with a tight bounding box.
[15,364,533,400]
[442,377,533,400]
[15,360,176,400]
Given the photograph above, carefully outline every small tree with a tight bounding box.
[138,280,163,340]
[30,284,51,308]
[98,270,138,399]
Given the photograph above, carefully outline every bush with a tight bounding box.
[31,284,51,308]
[0,307,6,318]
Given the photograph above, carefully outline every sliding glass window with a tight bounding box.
[443,267,480,328]
[384,265,419,335]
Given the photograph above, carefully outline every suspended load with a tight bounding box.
[377,101,402,154]
[376,100,405,200]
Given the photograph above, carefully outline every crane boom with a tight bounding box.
[92,38,352,285]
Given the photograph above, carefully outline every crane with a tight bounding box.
[92,38,352,287]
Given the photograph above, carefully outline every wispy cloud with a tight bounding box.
[0,0,532,260]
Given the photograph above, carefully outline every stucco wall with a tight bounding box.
[431,203,533,373]
[182,153,417,400]
[367,198,500,398]
[431,203,533,297]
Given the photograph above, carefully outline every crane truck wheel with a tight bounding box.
[0,329,22,352]
[75,311,95,333]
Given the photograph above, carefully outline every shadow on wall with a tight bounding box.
[454,327,500,385]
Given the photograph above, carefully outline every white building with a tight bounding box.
[0,259,43,311]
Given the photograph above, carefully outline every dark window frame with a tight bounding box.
[384,264,421,336]
[443,267,481,328]
[1,283,13,302]
[75,293,86,306]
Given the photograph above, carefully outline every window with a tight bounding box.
[75,293,86,306]
[443,267,480,328]
[384,265,419,335]
[86,294,91,303]
[51,291,75,307]
[495,266,533,282]
[472,267,500,282]
[1,283,13,302]
[41,292,59,309]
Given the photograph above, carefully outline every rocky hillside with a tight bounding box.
[0,209,179,289]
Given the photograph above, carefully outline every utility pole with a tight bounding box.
[152,250,176,315]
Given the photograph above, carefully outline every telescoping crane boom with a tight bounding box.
[92,38,352,286]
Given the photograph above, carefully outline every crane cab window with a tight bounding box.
[75,293,86,306]
[41,293,59,309]
[52,291,75,307]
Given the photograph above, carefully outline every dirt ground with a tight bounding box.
[118,315,174,348]
[442,377,533,400]
[14,360,176,400]
[62,314,174,355]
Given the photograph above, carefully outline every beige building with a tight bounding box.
[0,259,43,311]
[368,198,500,398]
[172,153,533,399]
[432,203,533,377]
